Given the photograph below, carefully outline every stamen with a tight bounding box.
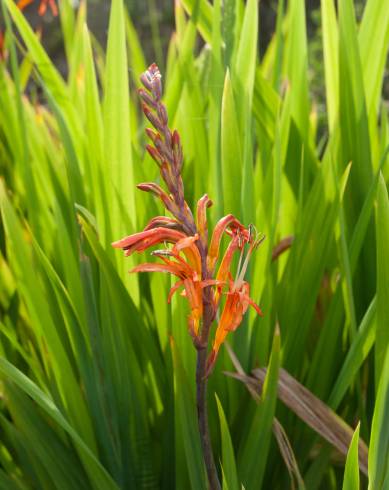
[234,246,253,289]
[151,249,173,256]
[234,244,245,284]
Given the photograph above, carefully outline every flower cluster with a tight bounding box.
[113,64,263,375]
[0,0,58,63]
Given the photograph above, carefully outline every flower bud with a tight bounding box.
[138,89,157,108]
[172,130,183,171]
[147,63,162,101]
[141,63,162,101]
[154,135,173,164]
[146,145,164,166]
[145,128,159,144]
[157,103,168,126]
[140,72,152,91]
[142,103,164,132]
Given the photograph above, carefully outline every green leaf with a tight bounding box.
[180,0,213,43]
[369,344,389,489]
[233,0,258,224]
[321,0,338,133]
[215,395,239,490]
[375,173,389,386]
[238,328,280,489]
[0,358,118,490]
[104,0,135,234]
[285,0,310,141]
[171,339,207,490]
[359,0,389,117]
[221,69,242,216]
[329,296,376,409]
[342,423,360,490]
[233,0,258,125]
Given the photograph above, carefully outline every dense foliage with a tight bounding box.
[0,0,388,488]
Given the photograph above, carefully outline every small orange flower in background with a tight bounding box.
[113,64,264,375]
[17,0,58,17]
[0,31,7,62]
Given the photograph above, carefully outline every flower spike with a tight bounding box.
[113,63,264,370]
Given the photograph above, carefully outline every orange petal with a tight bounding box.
[153,249,197,278]
[236,282,263,316]
[112,227,186,253]
[172,234,202,274]
[168,280,184,303]
[208,215,247,272]
[205,349,217,377]
[199,279,225,289]
[137,182,178,215]
[196,194,212,246]
[183,278,202,314]
[214,235,240,305]
[216,235,240,282]
[17,0,34,9]
[182,279,203,335]
[38,0,47,15]
[244,295,264,316]
[209,292,245,371]
[131,262,185,278]
[48,0,58,16]
[143,216,180,231]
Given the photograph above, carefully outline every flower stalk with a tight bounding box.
[113,64,264,489]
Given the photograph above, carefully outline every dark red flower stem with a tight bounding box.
[196,347,220,490]
[196,244,221,490]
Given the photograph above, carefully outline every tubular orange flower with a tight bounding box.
[113,222,205,340]
[206,280,263,376]
[196,194,213,248]
[112,227,186,255]
[0,31,7,62]
[205,229,265,375]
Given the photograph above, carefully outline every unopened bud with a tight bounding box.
[172,130,183,171]
[148,63,162,101]
[157,103,168,125]
[141,63,162,101]
[146,145,163,166]
[145,128,159,144]
[142,103,164,132]
[137,182,178,216]
[160,162,175,193]
[172,129,180,148]
[154,135,173,164]
[138,89,157,108]
[140,72,152,91]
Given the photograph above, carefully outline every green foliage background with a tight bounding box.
[0,0,388,488]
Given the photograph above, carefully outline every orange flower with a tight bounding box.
[17,0,58,17]
[113,215,207,340]
[204,229,264,375]
[0,31,7,62]
[113,203,263,359]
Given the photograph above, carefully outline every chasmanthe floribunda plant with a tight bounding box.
[112,64,264,489]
